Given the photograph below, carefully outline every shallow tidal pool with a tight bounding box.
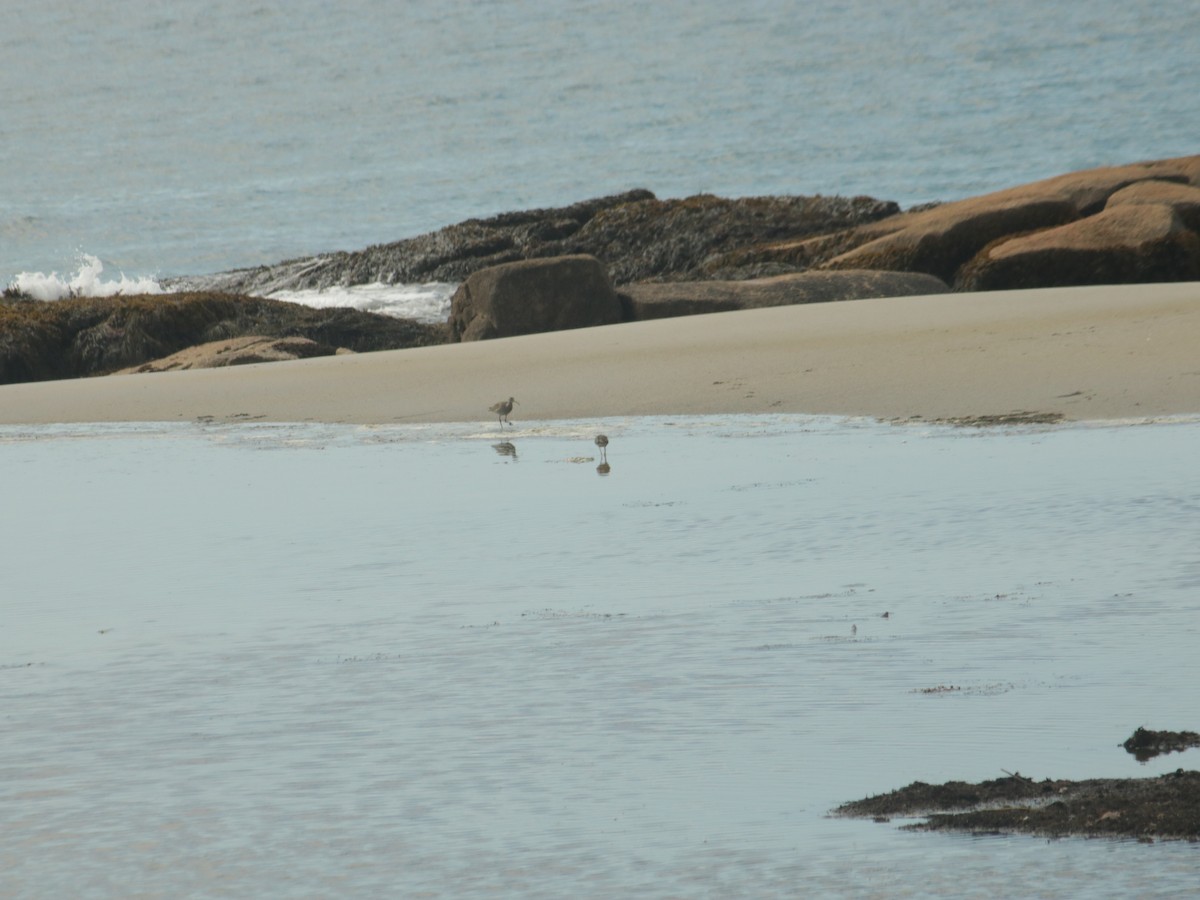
[2,415,1198,897]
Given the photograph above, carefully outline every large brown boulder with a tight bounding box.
[448,255,621,342]
[956,204,1200,291]
[981,156,1200,213]
[1104,180,1200,231]
[619,270,949,321]
[816,155,1200,284]
[820,197,1079,283]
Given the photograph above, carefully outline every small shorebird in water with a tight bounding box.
[594,434,609,461]
[490,397,517,426]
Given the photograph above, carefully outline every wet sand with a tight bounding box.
[1,282,1198,425]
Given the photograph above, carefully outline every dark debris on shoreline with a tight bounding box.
[834,729,1200,842]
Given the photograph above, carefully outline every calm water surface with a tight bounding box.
[4,0,1199,281]
[2,415,1199,897]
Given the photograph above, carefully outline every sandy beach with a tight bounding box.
[1,282,1198,425]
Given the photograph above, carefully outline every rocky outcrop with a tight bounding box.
[117,335,347,373]
[166,191,900,295]
[619,270,949,320]
[726,155,1200,290]
[435,154,1200,338]
[449,255,621,341]
[820,197,1080,283]
[165,191,653,295]
[0,292,444,384]
[957,204,1200,291]
[11,155,1200,377]
[163,155,1200,303]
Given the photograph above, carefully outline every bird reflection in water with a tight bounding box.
[492,441,518,461]
[594,434,610,476]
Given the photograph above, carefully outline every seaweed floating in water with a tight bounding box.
[1122,727,1200,762]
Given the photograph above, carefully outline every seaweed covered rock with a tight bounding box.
[0,292,446,384]
[837,769,1200,841]
[166,191,654,295]
[562,193,900,284]
[167,191,900,294]
[1122,727,1200,762]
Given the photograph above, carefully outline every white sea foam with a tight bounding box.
[7,254,164,301]
[270,282,456,323]
[7,257,453,323]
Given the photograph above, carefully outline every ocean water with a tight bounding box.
[4,4,1200,894]
[4,0,1200,310]
[2,415,1199,897]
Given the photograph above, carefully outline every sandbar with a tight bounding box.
[1,283,1198,425]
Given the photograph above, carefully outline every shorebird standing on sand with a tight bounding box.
[594,434,609,461]
[490,397,518,427]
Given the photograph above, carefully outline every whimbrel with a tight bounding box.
[594,434,609,461]
[489,397,517,426]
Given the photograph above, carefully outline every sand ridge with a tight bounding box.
[1,282,1197,425]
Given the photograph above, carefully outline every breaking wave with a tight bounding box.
[7,254,165,301]
[6,254,454,323]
